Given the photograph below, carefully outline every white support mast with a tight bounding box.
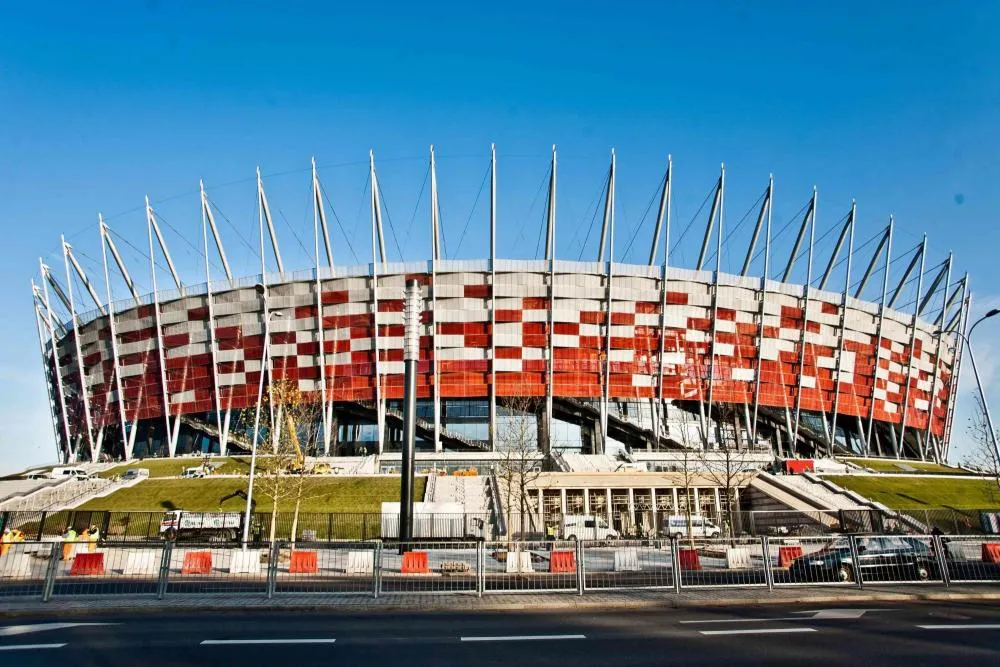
[62,236,97,460]
[312,160,333,455]
[146,198,179,456]
[370,150,385,452]
[749,176,774,444]
[544,145,557,458]
[655,156,673,444]
[100,216,133,460]
[791,187,818,449]
[313,158,335,269]
[704,164,726,448]
[600,150,616,454]
[489,143,497,450]
[257,168,285,274]
[430,145,442,452]
[201,182,228,454]
[39,262,76,461]
[32,283,70,463]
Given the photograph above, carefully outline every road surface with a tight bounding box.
[2,601,999,665]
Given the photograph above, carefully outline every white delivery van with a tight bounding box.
[50,467,89,480]
[661,515,721,539]
[561,515,620,541]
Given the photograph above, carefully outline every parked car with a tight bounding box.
[789,535,938,583]
[659,515,721,539]
[121,468,150,480]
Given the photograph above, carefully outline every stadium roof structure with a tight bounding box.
[30,147,969,466]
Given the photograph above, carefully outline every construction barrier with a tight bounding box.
[613,550,640,572]
[549,550,576,573]
[726,547,753,569]
[982,543,1000,564]
[778,546,804,568]
[346,551,374,575]
[122,551,159,576]
[289,550,319,574]
[69,552,105,576]
[401,551,429,574]
[229,550,262,574]
[678,548,701,571]
[0,553,32,578]
[181,551,213,575]
[505,551,533,573]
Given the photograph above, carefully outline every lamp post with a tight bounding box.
[399,280,420,550]
[242,282,283,548]
[939,308,1000,467]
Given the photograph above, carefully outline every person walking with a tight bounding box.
[87,525,99,553]
[62,526,77,561]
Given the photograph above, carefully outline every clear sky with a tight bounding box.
[1,1,998,474]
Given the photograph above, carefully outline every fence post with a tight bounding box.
[373,540,382,599]
[847,535,864,589]
[670,535,681,593]
[266,541,279,599]
[477,539,485,598]
[41,542,60,602]
[156,541,173,600]
[933,535,950,587]
[575,538,584,596]
[761,536,774,591]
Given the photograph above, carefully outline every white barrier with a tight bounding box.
[229,549,263,574]
[346,550,374,575]
[123,551,160,576]
[613,550,640,572]
[505,551,533,573]
[726,547,753,569]
[0,553,32,578]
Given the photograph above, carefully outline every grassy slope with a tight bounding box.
[78,476,426,513]
[825,474,1000,509]
[99,457,249,479]
[839,458,972,475]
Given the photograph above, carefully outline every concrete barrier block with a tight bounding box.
[0,554,32,578]
[123,551,160,576]
[726,547,753,569]
[505,551,533,573]
[229,549,263,574]
[614,550,640,572]
[346,550,374,575]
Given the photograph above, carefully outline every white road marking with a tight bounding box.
[201,639,338,645]
[917,624,1000,630]
[0,623,117,637]
[698,628,817,636]
[797,609,891,619]
[0,644,67,651]
[460,635,587,642]
[681,618,800,624]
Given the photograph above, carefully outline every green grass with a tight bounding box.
[839,457,973,475]
[78,476,426,513]
[99,457,249,479]
[825,474,1000,509]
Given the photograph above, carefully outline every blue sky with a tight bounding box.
[1,2,998,473]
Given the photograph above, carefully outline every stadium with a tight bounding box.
[30,148,969,468]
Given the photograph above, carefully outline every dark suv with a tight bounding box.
[788,535,939,583]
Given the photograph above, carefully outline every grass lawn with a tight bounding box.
[78,476,426,513]
[839,458,973,475]
[825,474,1000,509]
[99,457,250,479]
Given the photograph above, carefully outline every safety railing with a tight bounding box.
[1,534,998,602]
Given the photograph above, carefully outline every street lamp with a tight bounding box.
[242,282,284,548]
[937,307,1000,467]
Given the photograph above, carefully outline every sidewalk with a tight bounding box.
[3,585,999,618]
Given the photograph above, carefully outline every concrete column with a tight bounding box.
[627,487,635,536]
[693,488,700,517]
[671,488,679,514]
[605,488,613,526]
[583,487,590,515]
[560,488,567,516]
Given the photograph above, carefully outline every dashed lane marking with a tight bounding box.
[460,635,587,642]
[201,639,337,645]
[698,628,817,636]
[0,644,67,651]
[916,625,1000,631]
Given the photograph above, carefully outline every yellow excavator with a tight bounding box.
[283,411,306,473]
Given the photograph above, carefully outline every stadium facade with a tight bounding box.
[31,148,969,466]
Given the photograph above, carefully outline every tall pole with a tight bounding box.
[400,279,421,548]
[953,310,1000,467]
[242,285,275,548]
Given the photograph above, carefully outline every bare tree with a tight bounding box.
[236,379,323,543]
[494,395,544,544]
[700,405,759,539]
[963,395,1000,503]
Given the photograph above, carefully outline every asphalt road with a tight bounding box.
[2,602,999,666]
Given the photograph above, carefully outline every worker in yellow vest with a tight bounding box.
[62,527,77,561]
[0,527,11,556]
[87,525,99,553]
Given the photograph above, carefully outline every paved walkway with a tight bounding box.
[2,584,999,617]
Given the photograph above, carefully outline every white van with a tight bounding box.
[180,467,207,479]
[50,467,89,480]
[561,515,620,541]
[661,515,721,539]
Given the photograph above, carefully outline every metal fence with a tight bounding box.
[3,533,998,601]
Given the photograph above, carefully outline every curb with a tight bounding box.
[2,589,1000,618]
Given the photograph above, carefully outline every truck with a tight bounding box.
[159,510,247,541]
[380,501,487,540]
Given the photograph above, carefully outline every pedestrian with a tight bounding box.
[87,525,99,553]
[0,527,11,557]
[62,526,77,561]
[546,523,557,548]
